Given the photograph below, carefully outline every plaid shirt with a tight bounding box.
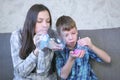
[55,43,102,80]
[10,29,57,80]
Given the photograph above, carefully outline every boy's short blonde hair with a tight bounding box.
[56,15,77,35]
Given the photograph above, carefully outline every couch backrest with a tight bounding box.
[0,27,120,80]
[0,33,14,80]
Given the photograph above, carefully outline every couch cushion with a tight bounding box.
[0,33,13,80]
[78,27,120,80]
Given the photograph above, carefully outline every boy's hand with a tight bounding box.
[77,37,93,48]
[70,49,85,58]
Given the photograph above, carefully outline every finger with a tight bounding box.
[70,51,77,58]
[37,31,44,35]
[33,34,42,46]
[70,51,74,54]
[51,45,63,51]
[77,50,82,58]
[77,40,84,46]
[52,47,61,51]
[33,36,38,45]
[52,41,62,48]
[79,50,85,58]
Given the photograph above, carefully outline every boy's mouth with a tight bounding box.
[68,42,76,47]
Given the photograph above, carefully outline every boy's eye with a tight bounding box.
[65,34,69,37]
[72,32,76,34]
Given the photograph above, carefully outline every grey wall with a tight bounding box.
[0,0,120,33]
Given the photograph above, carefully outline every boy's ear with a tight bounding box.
[76,31,79,38]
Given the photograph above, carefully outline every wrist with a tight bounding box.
[68,56,75,61]
[89,44,95,50]
[33,48,39,57]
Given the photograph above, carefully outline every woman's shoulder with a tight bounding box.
[10,29,22,41]
[12,28,21,34]
[11,28,22,36]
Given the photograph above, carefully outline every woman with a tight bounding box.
[10,4,61,80]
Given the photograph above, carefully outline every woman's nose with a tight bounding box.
[43,21,47,27]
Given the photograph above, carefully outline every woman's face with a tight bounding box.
[35,10,50,34]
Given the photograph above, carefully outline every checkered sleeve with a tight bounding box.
[88,47,103,62]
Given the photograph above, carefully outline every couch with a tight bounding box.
[0,27,120,80]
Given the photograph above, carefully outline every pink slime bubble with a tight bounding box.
[73,49,81,54]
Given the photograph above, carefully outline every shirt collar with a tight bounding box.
[63,42,78,52]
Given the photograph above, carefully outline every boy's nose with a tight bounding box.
[69,35,73,40]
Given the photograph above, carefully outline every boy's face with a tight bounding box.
[60,27,78,49]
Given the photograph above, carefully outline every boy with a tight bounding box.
[54,15,111,80]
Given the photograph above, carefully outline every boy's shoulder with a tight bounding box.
[54,50,66,57]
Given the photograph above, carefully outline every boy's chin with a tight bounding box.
[67,43,76,49]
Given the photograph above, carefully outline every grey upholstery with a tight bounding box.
[0,33,13,79]
[0,27,120,80]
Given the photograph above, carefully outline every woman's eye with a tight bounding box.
[46,20,50,23]
[37,21,42,23]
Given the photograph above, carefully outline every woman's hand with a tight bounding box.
[48,39,63,51]
[33,33,49,50]
[33,33,42,47]
[33,48,39,57]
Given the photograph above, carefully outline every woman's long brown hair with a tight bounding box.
[19,4,52,59]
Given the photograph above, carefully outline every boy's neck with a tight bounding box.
[66,42,77,50]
